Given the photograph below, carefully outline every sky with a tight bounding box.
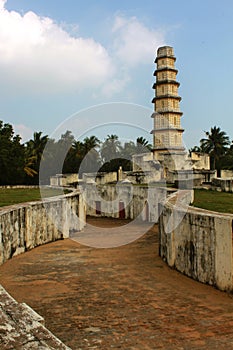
[0,0,233,149]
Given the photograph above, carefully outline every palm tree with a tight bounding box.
[100,134,122,162]
[72,140,84,159]
[25,132,48,180]
[219,141,233,170]
[82,136,100,154]
[26,132,48,163]
[24,154,38,177]
[188,144,207,156]
[200,126,230,174]
[136,137,152,153]
[79,136,100,174]
[121,141,137,158]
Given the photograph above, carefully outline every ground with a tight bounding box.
[1,217,233,349]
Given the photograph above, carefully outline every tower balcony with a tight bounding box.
[154,95,182,101]
[150,112,184,119]
[150,127,184,133]
[154,67,178,76]
[151,145,185,153]
[153,81,180,89]
[151,105,183,115]
[152,96,182,106]
[155,55,176,63]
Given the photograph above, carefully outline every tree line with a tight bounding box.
[189,126,233,176]
[0,121,152,185]
[1,120,232,185]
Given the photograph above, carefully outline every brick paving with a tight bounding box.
[1,217,233,349]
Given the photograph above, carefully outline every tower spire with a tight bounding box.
[151,46,185,156]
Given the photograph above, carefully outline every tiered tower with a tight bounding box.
[151,46,185,157]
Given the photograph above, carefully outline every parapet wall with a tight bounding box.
[212,177,233,192]
[85,184,167,223]
[0,191,86,265]
[159,190,233,291]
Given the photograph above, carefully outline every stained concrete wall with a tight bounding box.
[191,152,210,170]
[123,170,162,185]
[221,170,233,179]
[82,172,118,185]
[84,184,167,223]
[212,177,233,192]
[50,173,79,187]
[159,190,233,291]
[0,191,86,265]
[82,169,162,186]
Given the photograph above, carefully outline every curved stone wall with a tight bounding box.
[159,190,233,291]
[0,190,85,348]
[0,190,86,265]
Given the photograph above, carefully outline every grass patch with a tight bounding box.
[193,189,233,214]
[0,188,71,208]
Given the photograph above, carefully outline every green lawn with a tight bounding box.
[0,188,70,208]
[193,189,233,214]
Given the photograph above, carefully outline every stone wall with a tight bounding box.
[0,285,71,349]
[190,152,210,170]
[84,183,167,223]
[221,170,233,179]
[0,191,86,265]
[159,190,233,291]
[82,172,118,185]
[50,173,79,187]
[212,177,233,192]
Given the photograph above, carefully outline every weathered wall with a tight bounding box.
[0,191,86,265]
[123,170,162,185]
[0,285,71,349]
[82,172,118,185]
[82,169,162,185]
[50,173,79,187]
[167,170,216,185]
[212,177,233,192]
[191,152,210,170]
[84,184,167,223]
[221,170,233,179]
[159,190,233,291]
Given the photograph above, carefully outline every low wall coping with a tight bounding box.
[0,285,71,349]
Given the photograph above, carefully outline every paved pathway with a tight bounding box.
[1,218,233,349]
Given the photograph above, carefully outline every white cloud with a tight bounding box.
[0,2,166,99]
[0,1,114,93]
[13,124,33,142]
[101,75,130,98]
[112,16,165,67]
